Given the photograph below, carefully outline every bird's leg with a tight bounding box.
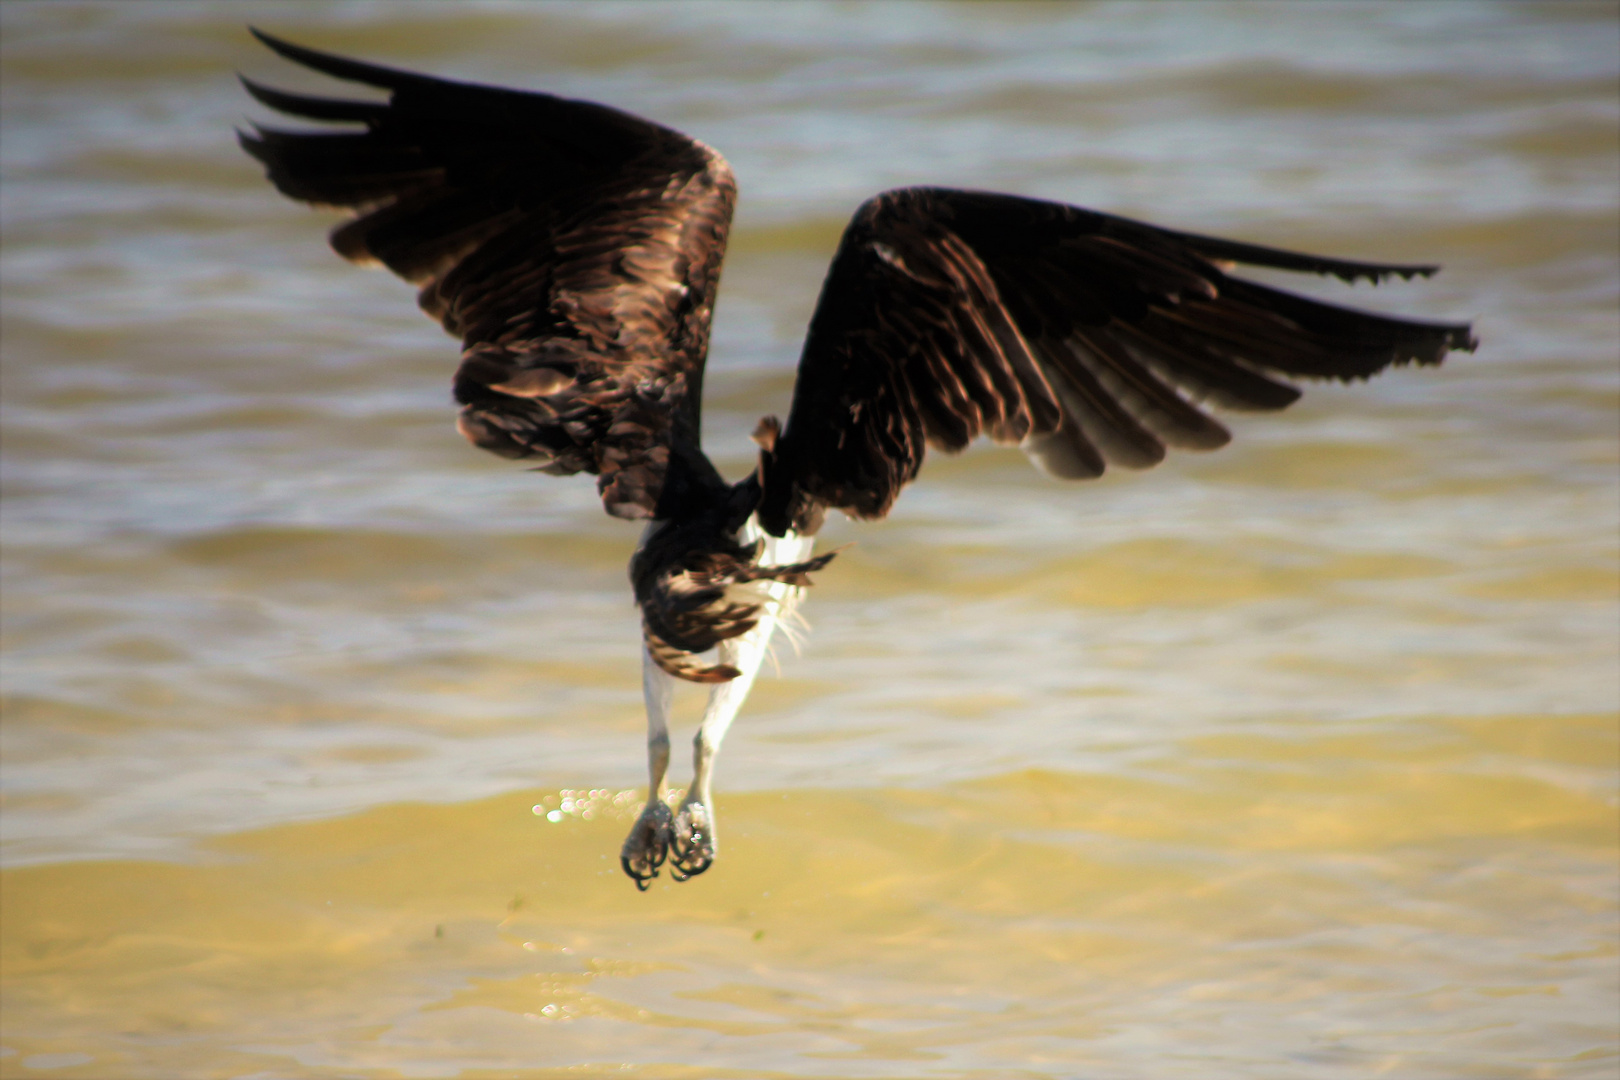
[671,527,815,880]
[668,642,746,881]
[620,648,676,890]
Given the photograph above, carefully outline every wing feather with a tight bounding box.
[239,29,737,520]
[1043,342,1167,469]
[1063,331,1231,452]
[758,187,1476,536]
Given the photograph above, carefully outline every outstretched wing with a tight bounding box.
[238,29,737,520]
[757,187,1477,535]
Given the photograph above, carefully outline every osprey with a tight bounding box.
[238,29,1477,889]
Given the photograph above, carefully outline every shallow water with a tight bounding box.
[1,2,1617,1077]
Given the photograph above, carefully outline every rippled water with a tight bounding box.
[2,2,1617,1077]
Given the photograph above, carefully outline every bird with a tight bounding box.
[237,28,1477,890]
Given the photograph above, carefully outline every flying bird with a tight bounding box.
[238,29,1477,889]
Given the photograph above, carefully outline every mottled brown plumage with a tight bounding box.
[756,189,1477,535]
[239,28,735,526]
[239,31,1477,685]
[627,481,835,682]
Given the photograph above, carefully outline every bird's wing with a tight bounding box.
[238,29,737,520]
[757,187,1477,535]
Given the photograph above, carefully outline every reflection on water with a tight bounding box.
[1,2,1616,1077]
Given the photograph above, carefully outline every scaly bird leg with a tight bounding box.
[620,647,677,890]
[671,526,815,880]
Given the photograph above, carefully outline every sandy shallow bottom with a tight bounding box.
[3,711,1615,1078]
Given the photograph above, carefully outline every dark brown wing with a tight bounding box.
[757,187,1477,535]
[238,29,737,520]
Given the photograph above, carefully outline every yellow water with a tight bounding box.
[2,2,1617,1077]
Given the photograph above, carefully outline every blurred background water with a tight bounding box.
[1,2,1616,1077]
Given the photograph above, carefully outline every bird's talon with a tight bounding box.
[621,855,659,890]
[670,801,717,879]
[675,854,712,878]
[620,799,675,889]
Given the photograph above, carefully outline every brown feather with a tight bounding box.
[240,29,736,523]
[759,187,1475,534]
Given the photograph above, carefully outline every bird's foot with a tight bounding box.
[620,799,674,891]
[670,797,716,880]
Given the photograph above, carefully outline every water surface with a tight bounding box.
[2,2,1616,1077]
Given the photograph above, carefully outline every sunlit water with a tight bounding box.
[2,2,1616,1077]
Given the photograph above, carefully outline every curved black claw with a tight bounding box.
[670,799,716,881]
[620,799,674,890]
[621,855,655,891]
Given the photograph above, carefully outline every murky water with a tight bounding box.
[2,2,1616,1077]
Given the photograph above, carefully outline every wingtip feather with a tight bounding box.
[247,25,425,93]
[239,72,386,123]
